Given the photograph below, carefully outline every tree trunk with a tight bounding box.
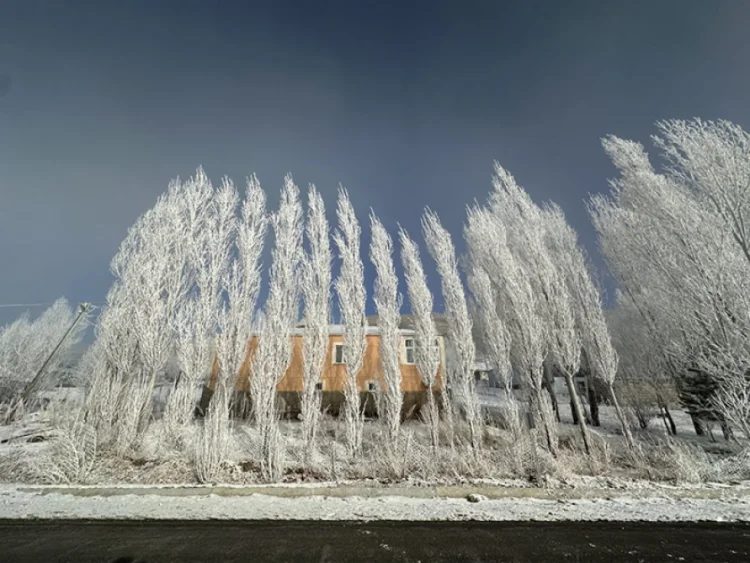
[570,395,579,425]
[662,403,677,435]
[439,385,455,451]
[562,370,592,456]
[690,413,705,436]
[607,383,635,451]
[532,387,558,457]
[588,381,600,427]
[721,421,732,441]
[569,395,591,425]
[657,405,671,435]
[544,360,561,422]
[636,410,649,429]
[504,388,522,439]
[136,368,160,435]
[426,387,440,450]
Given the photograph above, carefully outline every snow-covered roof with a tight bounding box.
[472,360,492,372]
[292,324,415,337]
[367,313,449,336]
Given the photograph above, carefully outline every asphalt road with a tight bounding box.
[0,519,748,563]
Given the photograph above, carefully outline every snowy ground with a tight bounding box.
[1,483,749,521]
[481,386,740,452]
[2,386,749,524]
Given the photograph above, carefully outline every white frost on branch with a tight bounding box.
[543,203,634,449]
[334,187,368,458]
[369,212,403,448]
[399,228,441,449]
[590,119,750,440]
[250,174,303,481]
[422,209,481,451]
[465,182,557,454]
[196,174,266,483]
[300,185,331,460]
[167,170,224,437]
[0,298,87,402]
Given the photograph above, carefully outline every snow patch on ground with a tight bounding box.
[0,485,748,522]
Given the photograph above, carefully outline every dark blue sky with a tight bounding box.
[2,0,750,323]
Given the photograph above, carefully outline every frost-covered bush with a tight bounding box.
[194,394,230,484]
[2,399,97,484]
[640,438,715,484]
[45,416,98,484]
[0,299,87,404]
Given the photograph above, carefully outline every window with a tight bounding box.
[315,382,323,391]
[333,343,344,364]
[404,338,415,364]
[368,381,379,392]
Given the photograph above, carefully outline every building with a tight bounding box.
[203,321,447,418]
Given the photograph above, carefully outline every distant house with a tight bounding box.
[387,313,504,388]
[551,367,589,399]
[471,356,496,387]
[471,355,525,391]
[203,318,447,417]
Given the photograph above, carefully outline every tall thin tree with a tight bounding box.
[423,209,482,451]
[334,187,368,458]
[300,185,331,461]
[399,228,442,449]
[250,175,303,481]
[370,213,403,449]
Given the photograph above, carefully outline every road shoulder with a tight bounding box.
[1,483,749,522]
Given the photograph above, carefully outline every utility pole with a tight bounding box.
[21,302,91,404]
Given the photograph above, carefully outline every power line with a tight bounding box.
[0,303,59,309]
[0,302,106,309]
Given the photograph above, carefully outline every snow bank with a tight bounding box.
[0,484,748,522]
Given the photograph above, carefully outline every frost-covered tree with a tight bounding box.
[106,176,200,440]
[423,209,482,451]
[511,203,591,456]
[193,178,243,483]
[165,170,226,437]
[194,176,267,482]
[607,291,678,434]
[399,228,442,449]
[92,170,208,450]
[214,174,266,410]
[86,284,142,449]
[249,175,303,481]
[464,201,558,454]
[466,268,511,391]
[543,204,634,449]
[369,213,403,448]
[333,187,368,458]
[300,185,331,460]
[489,166,598,455]
[465,263,521,437]
[589,119,750,439]
[654,119,750,265]
[0,298,88,405]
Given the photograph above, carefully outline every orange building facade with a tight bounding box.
[205,326,446,416]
